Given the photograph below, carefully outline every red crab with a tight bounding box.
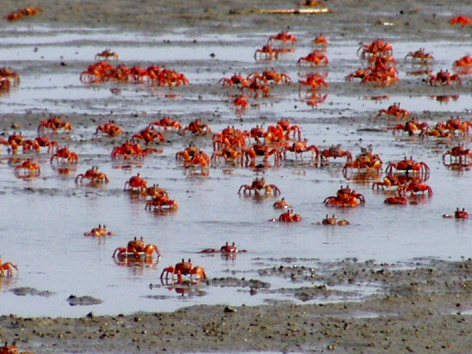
[38,116,73,134]
[324,185,365,208]
[319,215,350,226]
[284,139,320,161]
[0,259,19,277]
[84,224,115,237]
[273,197,291,209]
[275,209,302,222]
[199,242,247,254]
[145,195,179,211]
[124,173,148,192]
[450,15,472,26]
[297,51,329,66]
[13,159,40,178]
[299,72,328,90]
[450,208,470,219]
[403,180,433,197]
[385,157,430,178]
[238,177,281,196]
[384,190,408,205]
[375,103,410,119]
[404,48,434,64]
[218,73,248,88]
[312,34,329,47]
[113,237,161,259]
[232,95,249,110]
[160,259,207,282]
[149,117,183,132]
[95,49,119,61]
[267,31,297,46]
[320,144,352,165]
[50,147,79,164]
[95,120,124,137]
[426,70,461,86]
[182,119,212,136]
[75,166,109,184]
[111,141,146,160]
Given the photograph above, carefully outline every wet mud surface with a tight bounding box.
[3,0,472,353]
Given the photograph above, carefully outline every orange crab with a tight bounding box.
[211,146,244,166]
[320,144,352,165]
[275,209,302,222]
[319,214,350,226]
[0,259,19,277]
[297,51,329,66]
[384,190,408,205]
[241,80,270,98]
[324,185,365,208]
[238,177,281,196]
[131,127,166,145]
[388,119,430,136]
[403,180,433,197]
[426,70,461,86]
[143,184,168,199]
[13,159,40,178]
[18,5,43,16]
[232,95,249,110]
[124,173,148,192]
[75,166,109,184]
[345,68,370,82]
[267,31,297,46]
[38,116,73,134]
[254,45,291,61]
[182,119,212,136]
[372,175,414,190]
[95,120,124,137]
[248,70,292,85]
[50,147,79,164]
[284,139,320,161]
[149,117,183,132]
[22,136,59,154]
[375,103,410,119]
[443,145,472,168]
[84,224,115,237]
[199,242,247,254]
[343,148,383,176]
[111,141,146,160]
[5,12,24,21]
[218,74,249,88]
[273,197,291,209]
[312,34,329,47]
[95,49,119,61]
[404,48,434,64]
[113,237,161,259]
[145,195,179,211]
[357,39,393,59]
[444,208,470,219]
[299,72,328,90]
[0,67,21,87]
[385,156,430,178]
[453,54,472,71]
[160,258,207,282]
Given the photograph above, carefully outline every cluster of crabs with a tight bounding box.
[80,58,189,87]
[4,6,43,21]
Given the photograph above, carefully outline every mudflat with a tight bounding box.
[2,0,472,353]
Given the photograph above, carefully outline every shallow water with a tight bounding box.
[1,25,472,318]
